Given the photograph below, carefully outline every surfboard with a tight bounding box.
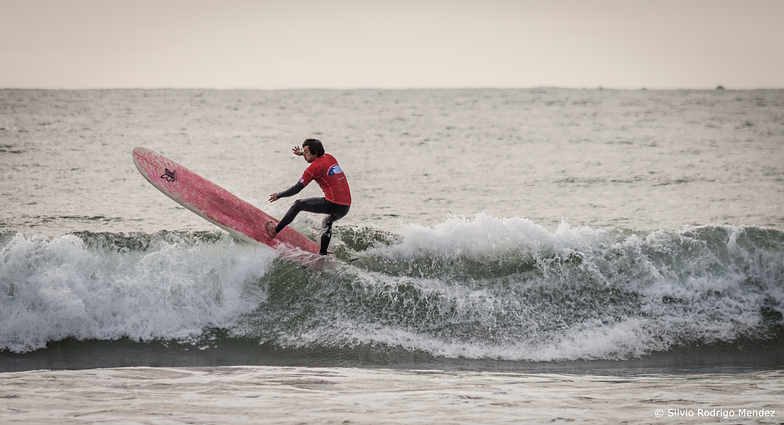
[132,147,331,269]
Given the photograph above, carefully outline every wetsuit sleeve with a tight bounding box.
[276,182,305,199]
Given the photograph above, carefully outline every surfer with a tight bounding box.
[267,139,351,255]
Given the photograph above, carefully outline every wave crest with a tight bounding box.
[2,217,783,362]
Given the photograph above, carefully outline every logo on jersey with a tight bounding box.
[328,164,343,176]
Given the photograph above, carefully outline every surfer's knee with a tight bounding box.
[290,199,305,212]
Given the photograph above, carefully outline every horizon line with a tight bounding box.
[3,85,782,91]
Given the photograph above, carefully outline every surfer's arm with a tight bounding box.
[269,182,305,202]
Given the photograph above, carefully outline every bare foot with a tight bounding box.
[266,222,277,239]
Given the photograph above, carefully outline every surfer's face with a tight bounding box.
[302,146,317,163]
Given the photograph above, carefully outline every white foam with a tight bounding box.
[0,232,275,353]
[379,213,608,262]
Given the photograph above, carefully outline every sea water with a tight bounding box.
[1,88,783,423]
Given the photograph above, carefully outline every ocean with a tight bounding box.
[1,88,783,423]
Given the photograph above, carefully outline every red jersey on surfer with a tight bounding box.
[267,139,351,255]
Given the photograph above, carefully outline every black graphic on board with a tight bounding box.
[161,168,176,182]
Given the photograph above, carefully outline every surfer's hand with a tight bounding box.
[269,193,278,202]
[292,146,303,156]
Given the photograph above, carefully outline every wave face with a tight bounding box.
[2,215,783,363]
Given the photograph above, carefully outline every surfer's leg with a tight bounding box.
[319,204,350,255]
[319,215,338,254]
[274,200,305,234]
[274,198,333,234]
[272,198,349,253]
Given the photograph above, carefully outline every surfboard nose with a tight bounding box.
[132,146,152,157]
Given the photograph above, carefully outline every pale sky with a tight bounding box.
[1,0,783,90]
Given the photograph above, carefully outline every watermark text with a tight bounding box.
[654,408,776,419]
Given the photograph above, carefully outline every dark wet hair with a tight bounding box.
[302,139,325,157]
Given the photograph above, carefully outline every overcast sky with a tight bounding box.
[1,0,782,90]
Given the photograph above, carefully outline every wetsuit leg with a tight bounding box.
[320,207,350,254]
[275,198,350,254]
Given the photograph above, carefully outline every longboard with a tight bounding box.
[132,147,331,269]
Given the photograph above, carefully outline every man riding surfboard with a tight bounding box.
[267,139,351,255]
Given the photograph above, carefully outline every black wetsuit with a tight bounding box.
[274,182,350,254]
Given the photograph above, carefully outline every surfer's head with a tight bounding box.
[302,139,325,157]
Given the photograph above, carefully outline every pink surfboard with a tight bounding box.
[132,147,330,268]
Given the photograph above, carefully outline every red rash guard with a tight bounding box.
[299,154,351,206]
